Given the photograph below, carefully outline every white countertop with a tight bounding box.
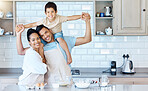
[3,84,148,91]
[1,72,148,79]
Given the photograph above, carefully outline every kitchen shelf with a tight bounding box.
[94,0,114,36]
[96,17,114,19]
[0,35,14,37]
[0,1,15,37]
[0,18,13,20]
[96,0,114,1]
[95,34,113,36]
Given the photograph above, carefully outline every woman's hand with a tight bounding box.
[16,24,24,36]
[39,43,46,64]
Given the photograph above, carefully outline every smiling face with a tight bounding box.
[29,33,41,50]
[39,27,54,43]
[45,8,57,22]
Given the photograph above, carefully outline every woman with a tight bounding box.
[16,27,47,86]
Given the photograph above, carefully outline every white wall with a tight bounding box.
[0,1,148,68]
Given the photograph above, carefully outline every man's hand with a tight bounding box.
[81,12,91,21]
[16,24,25,36]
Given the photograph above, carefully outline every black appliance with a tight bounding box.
[110,61,116,75]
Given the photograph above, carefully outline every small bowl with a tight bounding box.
[59,81,69,87]
[75,82,90,89]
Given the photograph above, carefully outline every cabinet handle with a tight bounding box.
[143,9,146,11]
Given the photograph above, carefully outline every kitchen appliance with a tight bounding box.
[110,61,116,75]
[104,7,112,17]
[122,54,136,74]
[0,27,4,35]
[71,69,80,75]
[0,10,4,18]
[100,13,105,17]
[6,12,13,18]
[105,27,112,35]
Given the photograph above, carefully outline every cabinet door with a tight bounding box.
[133,78,148,85]
[114,0,147,35]
[109,78,134,85]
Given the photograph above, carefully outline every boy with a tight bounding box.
[22,2,83,64]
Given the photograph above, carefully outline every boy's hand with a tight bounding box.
[67,55,72,65]
[16,24,25,36]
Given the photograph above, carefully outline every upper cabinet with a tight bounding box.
[114,0,147,35]
[94,0,115,36]
[0,1,16,36]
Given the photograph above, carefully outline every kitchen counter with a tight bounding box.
[73,72,148,78]
[1,68,148,79]
[3,84,148,91]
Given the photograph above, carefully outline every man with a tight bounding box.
[16,13,91,85]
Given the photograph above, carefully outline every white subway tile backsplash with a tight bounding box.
[57,5,69,10]
[94,55,106,60]
[30,5,43,10]
[94,43,106,48]
[0,43,4,48]
[4,43,16,49]
[18,17,31,23]
[36,11,46,17]
[82,55,93,61]
[69,5,81,10]
[88,49,100,54]
[68,24,75,29]
[87,62,100,67]
[74,49,87,54]
[82,5,92,10]
[25,11,37,17]
[0,62,11,68]
[11,61,23,68]
[16,11,25,17]
[100,49,111,54]
[17,4,30,10]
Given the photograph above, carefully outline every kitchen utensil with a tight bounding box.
[74,79,90,89]
[100,75,109,87]
[104,7,112,17]
[110,61,116,75]
[105,27,112,35]
[6,12,13,18]
[4,32,11,35]
[100,13,105,17]
[0,10,4,18]
[0,28,4,35]
[59,75,72,87]
[96,12,100,17]
[122,54,136,74]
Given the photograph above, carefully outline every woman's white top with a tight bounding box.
[19,47,47,81]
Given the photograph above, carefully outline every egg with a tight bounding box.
[36,83,40,87]
[41,83,44,86]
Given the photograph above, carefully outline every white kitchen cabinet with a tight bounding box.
[0,1,16,36]
[109,78,148,85]
[0,78,18,90]
[109,78,134,85]
[94,0,115,36]
[114,0,147,35]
